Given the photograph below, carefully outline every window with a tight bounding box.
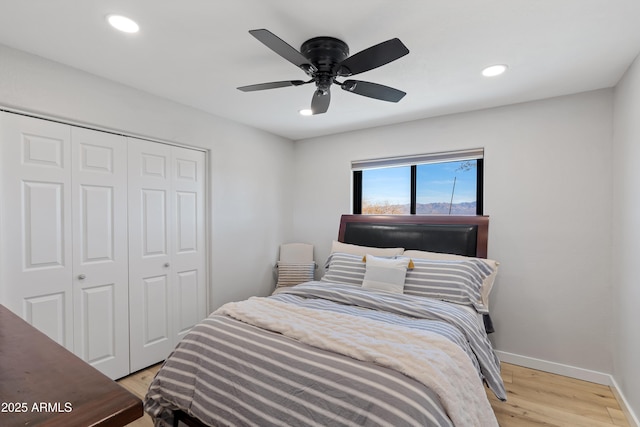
[352,149,483,215]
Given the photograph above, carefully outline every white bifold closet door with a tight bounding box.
[127,138,207,371]
[0,113,130,379]
[0,114,74,348]
[71,127,129,379]
[1,113,207,378]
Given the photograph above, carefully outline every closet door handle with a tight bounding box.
[164,263,170,268]
[78,274,86,280]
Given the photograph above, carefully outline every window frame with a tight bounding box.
[352,150,484,215]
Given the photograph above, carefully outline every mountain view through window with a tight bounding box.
[361,160,478,215]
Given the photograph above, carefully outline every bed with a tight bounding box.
[144,214,506,427]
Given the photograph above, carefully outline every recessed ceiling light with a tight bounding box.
[299,109,313,116]
[482,64,508,77]
[107,15,139,33]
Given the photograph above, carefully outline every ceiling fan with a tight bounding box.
[237,29,410,115]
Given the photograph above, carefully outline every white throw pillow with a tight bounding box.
[361,254,410,294]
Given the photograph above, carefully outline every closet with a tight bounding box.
[0,111,207,379]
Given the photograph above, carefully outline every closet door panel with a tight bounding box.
[0,113,73,349]
[23,181,65,267]
[24,293,67,344]
[128,138,174,371]
[79,283,116,363]
[176,191,197,252]
[142,189,168,256]
[171,147,207,342]
[71,127,129,379]
[80,185,115,261]
[176,269,199,335]
[143,274,170,344]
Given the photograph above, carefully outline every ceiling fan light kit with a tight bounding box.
[237,29,409,115]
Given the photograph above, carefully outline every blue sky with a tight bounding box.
[362,161,477,205]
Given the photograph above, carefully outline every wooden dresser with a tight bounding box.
[0,304,143,426]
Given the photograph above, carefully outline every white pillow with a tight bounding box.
[403,249,499,310]
[330,240,404,257]
[361,254,410,294]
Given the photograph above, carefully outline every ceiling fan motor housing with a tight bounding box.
[300,37,350,90]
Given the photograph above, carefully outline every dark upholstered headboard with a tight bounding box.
[338,215,489,259]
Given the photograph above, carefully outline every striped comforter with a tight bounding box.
[144,282,506,427]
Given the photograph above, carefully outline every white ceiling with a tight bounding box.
[0,0,639,141]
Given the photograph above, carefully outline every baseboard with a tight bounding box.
[495,350,611,384]
[496,350,639,427]
[610,376,640,427]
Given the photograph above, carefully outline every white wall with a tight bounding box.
[612,53,640,421]
[0,44,295,311]
[293,90,614,375]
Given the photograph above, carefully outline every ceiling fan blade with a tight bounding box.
[311,89,331,115]
[237,80,307,92]
[338,38,409,76]
[249,29,317,74]
[341,80,406,102]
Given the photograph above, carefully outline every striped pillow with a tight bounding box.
[402,257,494,313]
[321,252,366,286]
[276,262,315,287]
[403,250,499,310]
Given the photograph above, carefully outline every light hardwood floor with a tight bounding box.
[118,362,631,426]
[489,363,629,427]
[118,364,161,427]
